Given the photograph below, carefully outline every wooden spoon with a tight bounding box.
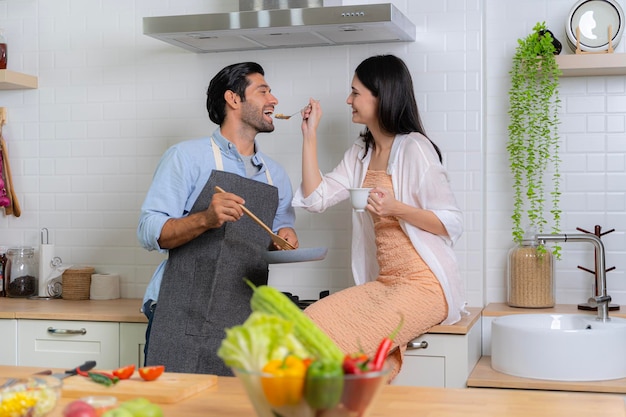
[214,186,295,250]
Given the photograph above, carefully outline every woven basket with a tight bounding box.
[62,266,95,300]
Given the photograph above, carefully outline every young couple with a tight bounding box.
[138,55,465,379]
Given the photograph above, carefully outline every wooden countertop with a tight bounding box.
[482,302,626,318]
[427,306,482,334]
[0,298,147,323]
[469,356,626,394]
[0,298,480,335]
[471,303,626,394]
[2,365,624,417]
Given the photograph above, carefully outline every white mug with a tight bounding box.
[348,188,372,212]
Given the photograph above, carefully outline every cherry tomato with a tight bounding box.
[138,365,165,381]
[112,364,136,380]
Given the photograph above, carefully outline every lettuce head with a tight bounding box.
[218,311,310,372]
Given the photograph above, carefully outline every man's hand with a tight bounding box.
[275,227,299,250]
[206,190,244,228]
[157,191,245,250]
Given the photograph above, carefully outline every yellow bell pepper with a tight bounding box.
[261,355,307,407]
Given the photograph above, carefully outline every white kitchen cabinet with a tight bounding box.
[0,319,17,365]
[17,319,119,369]
[119,323,147,368]
[392,316,482,388]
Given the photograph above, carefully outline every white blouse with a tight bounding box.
[292,132,467,325]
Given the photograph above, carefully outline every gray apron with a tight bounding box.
[146,168,278,376]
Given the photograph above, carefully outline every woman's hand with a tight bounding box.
[367,187,398,217]
[300,98,324,196]
[368,187,449,237]
[301,98,322,138]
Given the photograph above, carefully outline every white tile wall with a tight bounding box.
[1,0,625,312]
[486,0,626,307]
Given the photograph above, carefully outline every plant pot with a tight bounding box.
[507,241,555,308]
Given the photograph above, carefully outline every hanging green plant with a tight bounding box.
[507,21,562,258]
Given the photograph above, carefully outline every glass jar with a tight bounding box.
[5,246,38,298]
[507,240,555,308]
[0,28,7,70]
[0,246,6,297]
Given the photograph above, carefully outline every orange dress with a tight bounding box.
[304,170,448,379]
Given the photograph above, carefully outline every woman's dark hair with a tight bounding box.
[206,62,265,125]
[354,55,442,162]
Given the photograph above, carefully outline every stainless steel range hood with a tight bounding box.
[142,0,415,53]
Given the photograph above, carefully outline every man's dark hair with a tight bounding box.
[206,62,265,125]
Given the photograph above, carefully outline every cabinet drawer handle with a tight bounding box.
[47,327,87,335]
[407,340,428,350]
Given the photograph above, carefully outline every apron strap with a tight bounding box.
[211,137,273,185]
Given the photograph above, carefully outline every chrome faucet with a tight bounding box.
[535,233,611,321]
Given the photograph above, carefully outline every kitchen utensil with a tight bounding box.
[48,360,97,380]
[349,188,373,212]
[0,117,21,217]
[274,104,311,120]
[263,247,327,264]
[0,361,95,390]
[62,371,217,404]
[214,186,296,250]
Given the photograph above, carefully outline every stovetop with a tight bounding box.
[282,290,329,310]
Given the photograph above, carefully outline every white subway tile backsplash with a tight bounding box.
[566,96,606,113]
[607,95,626,113]
[606,77,626,93]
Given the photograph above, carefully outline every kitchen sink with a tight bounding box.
[491,313,626,381]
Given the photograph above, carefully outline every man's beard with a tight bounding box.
[241,102,275,133]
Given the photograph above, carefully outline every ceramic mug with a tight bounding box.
[348,188,372,212]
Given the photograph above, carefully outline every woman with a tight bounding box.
[293,55,466,378]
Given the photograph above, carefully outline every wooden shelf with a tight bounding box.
[556,53,626,76]
[0,69,38,90]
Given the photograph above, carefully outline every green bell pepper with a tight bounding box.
[304,360,344,410]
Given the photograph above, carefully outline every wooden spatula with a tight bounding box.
[0,132,20,217]
[214,186,295,250]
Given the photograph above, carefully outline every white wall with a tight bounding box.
[485,0,626,307]
[0,0,624,310]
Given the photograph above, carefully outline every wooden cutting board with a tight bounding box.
[61,371,217,404]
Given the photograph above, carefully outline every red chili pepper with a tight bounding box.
[371,314,404,371]
[87,371,119,386]
[342,352,370,374]
[75,367,89,377]
[91,370,117,380]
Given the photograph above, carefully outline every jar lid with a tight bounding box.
[7,246,35,253]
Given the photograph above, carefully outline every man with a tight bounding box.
[137,62,299,376]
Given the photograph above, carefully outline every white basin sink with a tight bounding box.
[491,314,626,381]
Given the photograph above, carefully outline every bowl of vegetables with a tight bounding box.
[219,283,398,417]
[233,359,391,417]
[0,375,62,417]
